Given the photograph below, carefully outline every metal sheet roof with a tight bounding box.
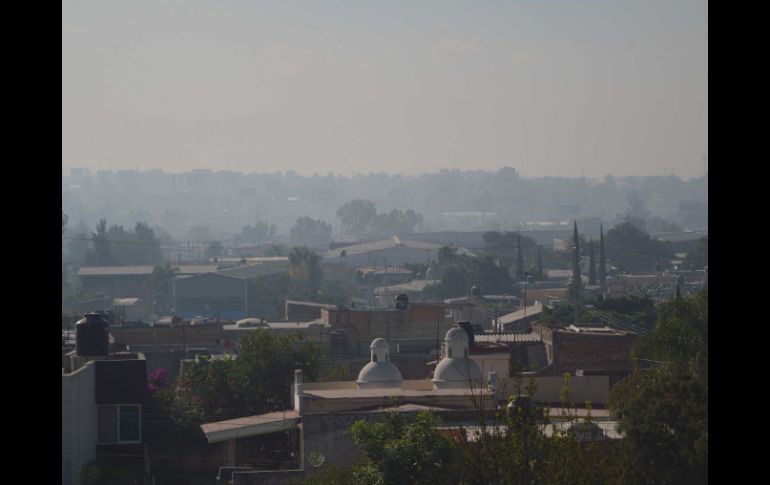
[78,265,218,277]
[200,410,300,443]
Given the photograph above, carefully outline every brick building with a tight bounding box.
[532,323,637,376]
[321,302,487,357]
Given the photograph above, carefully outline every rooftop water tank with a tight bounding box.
[75,312,109,357]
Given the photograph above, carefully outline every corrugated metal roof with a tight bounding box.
[499,304,544,324]
[374,279,440,294]
[78,265,218,277]
[325,236,476,258]
[213,262,289,280]
[200,410,300,443]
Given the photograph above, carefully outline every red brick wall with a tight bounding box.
[534,324,636,375]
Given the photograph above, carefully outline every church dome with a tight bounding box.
[356,338,403,389]
[370,338,389,349]
[445,326,470,341]
[432,324,482,389]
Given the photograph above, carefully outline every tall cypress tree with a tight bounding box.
[599,224,607,292]
[516,230,524,280]
[572,221,581,300]
[588,238,597,285]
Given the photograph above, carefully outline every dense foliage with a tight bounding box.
[349,411,455,484]
[682,236,708,270]
[290,216,333,246]
[539,295,658,330]
[159,331,322,428]
[609,289,708,484]
[335,199,424,237]
[423,248,515,299]
[83,218,163,266]
[604,222,673,273]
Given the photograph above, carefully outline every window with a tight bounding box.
[97,404,141,444]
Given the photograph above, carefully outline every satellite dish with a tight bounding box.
[307,450,326,468]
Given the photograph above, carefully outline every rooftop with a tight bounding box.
[498,304,544,324]
[325,236,476,259]
[303,387,493,399]
[79,265,218,277]
[212,262,289,280]
[200,410,301,443]
[374,279,440,295]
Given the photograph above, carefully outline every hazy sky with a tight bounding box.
[62,0,707,178]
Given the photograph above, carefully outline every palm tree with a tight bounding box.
[288,247,323,289]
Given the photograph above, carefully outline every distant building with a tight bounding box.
[356,265,414,285]
[172,262,288,320]
[321,301,487,357]
[324,236,475,267]
[78,264,218,298]
[533,323,637,376]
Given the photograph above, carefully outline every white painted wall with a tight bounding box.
[62,363,97,485]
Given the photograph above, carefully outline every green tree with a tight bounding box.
[516,230,525,280]
[205,239,224,260]
[146,263,179,312]
[588,239,596,285]
[62,213,70,299]
[682,236,708,270]
[605,221,673,274]
[161,331,321,427]
[290,217,333,246]
[609,289,708,484]
[336,199,377,235]
[85,219,117,266]
[241,220,277,244]
[368,209,423,237]
[599,224,607,291]
[288,247,323,290]
[349,411,455,485]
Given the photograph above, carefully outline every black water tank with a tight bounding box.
[395,293,409,310]
[76,312,110,356]
[470,285,482,298]
[457,321,475,346]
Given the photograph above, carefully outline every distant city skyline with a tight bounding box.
[63,0,707,179]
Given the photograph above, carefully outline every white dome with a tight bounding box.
[370,338,389,349]
[357,338,403,389]
[432,357,482,389]
[445,326,469,341]
[432,324,482,389]
[356,361,403,389]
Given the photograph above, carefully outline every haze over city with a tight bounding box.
[62,0,707,178]
[62,2,708,484]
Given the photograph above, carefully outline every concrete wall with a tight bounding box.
[62,363,97,485]
[499,374,610,405]
[471,353,511,379]
[174,273,246,319]
[110,324,223,346]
